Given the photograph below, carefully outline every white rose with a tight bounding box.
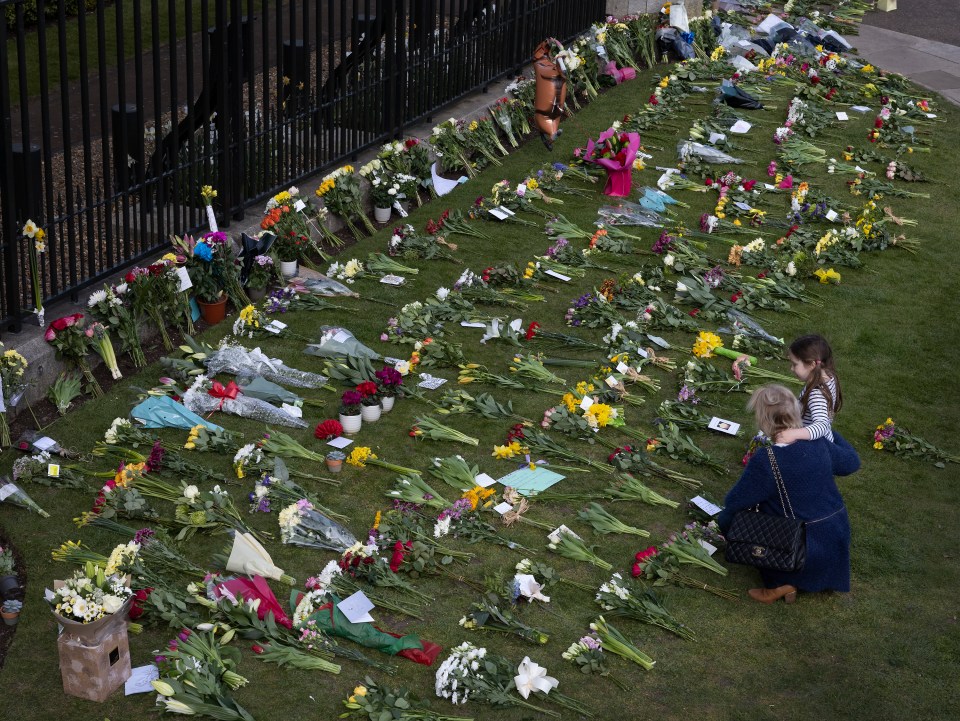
[183,485,200,500]
[102,595,125,614]
[663,254,675,267]
[436,287,450,301]
[395,360,411,376]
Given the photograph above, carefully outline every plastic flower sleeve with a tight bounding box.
[204,345,329,388]
[596,201,664,227]
[182,378,307,429]
[303,326,380,360]
[677,141,744,165]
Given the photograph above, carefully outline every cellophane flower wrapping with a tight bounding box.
[205,345,329,389]
[304,326,380,360]
[278,500,357,551]
[182,376,307,429]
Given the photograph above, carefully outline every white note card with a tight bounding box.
[460,321,488,328]
[690,495,723,517]
[338,591,375,624]
[825,209,838,221]
[175,266,193,292]
[605,375,619,388]
[489,208,510,221]
[579,395,594,412]
[475,472,497,488]
[327,436,353,449]
[730,120,752,134]
[493,501,513,515]
[647,335,669,348]
[125,665,160,695]
[380,274,406,286]
[548,524,581,544]
[708,416,740,435]
[836,111,849,121]
[698,539,718,556]
[851,105,870,113]
[294,199,307,212]
[544,269,571,282]
[616,361,631,374]
[33,436,58,451]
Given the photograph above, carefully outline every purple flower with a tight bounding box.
[133,528,156,545]
[652,231,674,255]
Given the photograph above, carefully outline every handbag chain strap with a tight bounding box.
[765,446,796,520]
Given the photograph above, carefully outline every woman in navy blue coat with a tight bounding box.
[717,384,860,603]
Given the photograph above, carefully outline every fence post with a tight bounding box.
[0,9,21,332]
[111,104,144,192]
[282,40,310,116]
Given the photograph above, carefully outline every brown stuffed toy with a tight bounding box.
[532,41,568,150]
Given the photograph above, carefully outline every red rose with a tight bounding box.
[742,180,757,191]
[874,117,883,129]
[125,272,137,283]
[51,317,69,331]
[810,76,820,85]
[731,291,742,303]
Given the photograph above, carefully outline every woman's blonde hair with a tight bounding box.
[747,384,802,438]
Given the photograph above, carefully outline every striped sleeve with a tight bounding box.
[801,377,836,441]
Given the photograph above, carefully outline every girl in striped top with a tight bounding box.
[776,334,843,444]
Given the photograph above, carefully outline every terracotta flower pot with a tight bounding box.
[1,610,19,626]
[325,458,344,474]
[197,296,228,325]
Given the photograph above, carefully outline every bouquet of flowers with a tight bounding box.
[873,417,958,466]
[430,118,475,177]
[316,165,376,239]
[595,572,695,640]
[48,562,133,625]
[562,633,627,689]
[460,591,550,644]
[23,219,46,324]
[279,500,358,551]
[44,313,102,397]
[87,284,146,368]
[582,127,642,196]
[436,643,590,717]
[343,676,473,721]
[0,344,28,446]
[0,475,49,517]
[181,375,307,428]
[12,450,86,490]
[548,528,611,570]
[360,160,402,210]
[204,344,330,388]
[126,260,181,350]
[633,544,738,600]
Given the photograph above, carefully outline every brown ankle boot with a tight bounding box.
[748,585,798,604]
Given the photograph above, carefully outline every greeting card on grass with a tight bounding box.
[497,466,564,496]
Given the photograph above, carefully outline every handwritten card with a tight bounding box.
[338,591,375,624]
[327,436,353,449]
[493,501,513,515]
[690,495,723,517]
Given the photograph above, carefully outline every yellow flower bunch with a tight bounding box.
[238,304,261,329]
[347,446,376,468]
[185,425,202,450]
[659,77,669,89]
[2,348,28,373]
[468,120,479,132]
[561,393,579,412]
[273,190,292,205]
[346,685,368,705]
[315,177,336,197]
[727,244,743,266]
[814,267,841,284]
[814,230,836,256]
[200,185,218,203]
[491,441,523,459]
[372,510,381,530]
[692,331,723,359]
[714,196,728,219]
[861,64,874,74]
[523,261,536,279]
[526,178,539,190]
[114,462,147,488]
[709,46,725,62]
[585,402,614,428]
[575,381,595,396]
[461,485,495,510]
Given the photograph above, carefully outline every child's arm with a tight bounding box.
[776,426,813,444]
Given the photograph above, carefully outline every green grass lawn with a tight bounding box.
[0,55,958,721]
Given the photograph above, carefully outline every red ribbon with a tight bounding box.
[208,380,240,410]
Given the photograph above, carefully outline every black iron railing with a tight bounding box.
[0,0,605,332]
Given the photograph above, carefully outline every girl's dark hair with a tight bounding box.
[790,334,843,417]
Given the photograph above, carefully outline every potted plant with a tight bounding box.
[1,599,22,626]
[0,547,17,599]
[356,381,382,423]
[339,390,363,434]
[325,450,346,473]
[186,238,228,324]
[247,254,274,300]
[375,366,403,412]
[362,163,400,223]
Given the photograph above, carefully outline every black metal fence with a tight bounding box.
[0,0,605,332]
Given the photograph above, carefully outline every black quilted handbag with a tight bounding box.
[724,448,807,572]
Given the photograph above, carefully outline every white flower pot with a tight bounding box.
[380,396,395,413]
[361,403,382,423]
[279,260,299,278]
[339,413,362,434]
[373,206,392,223]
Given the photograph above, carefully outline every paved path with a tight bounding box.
[854,7,960,106]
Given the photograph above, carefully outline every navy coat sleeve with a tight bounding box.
[828,432,861,477]
[716,452,774,533]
